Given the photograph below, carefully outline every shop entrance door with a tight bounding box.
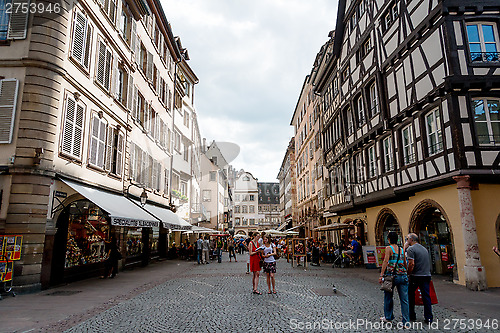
[416,208,454,275]
[379,214,402,246]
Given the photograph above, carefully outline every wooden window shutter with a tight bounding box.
[105,126,114,171]
[146,52,153,81]
[132,85,138,119]
[83,24,93,70]
[73,103,85,157]
[89,115,100,166]
[104,48,113,91]
[71,11,87,65]
[96,40,106,87]
[0,79,19,144]
[127,75,134,111]
[130,20,136,60]
[152,160,158,191]
[129,143,135,180]
[112,55,119,99]
[7,0,30,40]
[97,118,107,168]
[116,132,124,176]
[61,97,75,156]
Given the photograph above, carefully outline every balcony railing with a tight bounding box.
[471,52,500,63]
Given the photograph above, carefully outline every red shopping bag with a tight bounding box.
[415,280,438,305]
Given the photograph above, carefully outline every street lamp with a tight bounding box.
[140,189,148,207]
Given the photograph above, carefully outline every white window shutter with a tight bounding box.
[0,79,19,144]
[132,85,138,119]
[112,54,119,99]
[105,127,114,171]
[71,11,86,65]
[89,116,99,165]
[127,74,134,111]
[146,51,153,81]
[144,102,150,132]
[96,40,106,87]
[130,20,136,60]
[97,119,107,168]
[61,96,76,155]
[7,0,30,40]
[104,48,113,91]
[135,39,141,65]
[74,103,84,157]
[83,24,93,70]
[116,132,124,176]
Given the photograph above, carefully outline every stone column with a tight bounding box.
[453,175,487,291]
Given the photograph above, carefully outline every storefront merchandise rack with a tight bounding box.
[0,235,23,300]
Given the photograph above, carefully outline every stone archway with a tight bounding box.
[409,199,455,275]
[375,208,402,246]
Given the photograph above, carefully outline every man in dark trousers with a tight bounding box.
[405,233,433,324]
[196,235,203,264]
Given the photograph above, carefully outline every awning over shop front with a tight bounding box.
[62,179,160,228]
[179,226,217,234]
[142,203,192,230]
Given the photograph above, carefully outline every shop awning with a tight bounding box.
[62,179,160,228]
[142,203,192,230]
[179,226,217,234]
[277,221,289,231]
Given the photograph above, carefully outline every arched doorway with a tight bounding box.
[375,208,402,245]
[410,200,455,275]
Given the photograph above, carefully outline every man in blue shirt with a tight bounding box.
[343,236,361,263]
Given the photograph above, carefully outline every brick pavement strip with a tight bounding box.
[1,259,499,333]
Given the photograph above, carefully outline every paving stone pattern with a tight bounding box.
[64,261,497,333]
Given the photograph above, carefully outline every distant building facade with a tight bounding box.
[257,182,280,230]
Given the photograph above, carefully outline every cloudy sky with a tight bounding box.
[162,0,338,182]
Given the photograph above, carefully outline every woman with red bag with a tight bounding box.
[249,232,263,294]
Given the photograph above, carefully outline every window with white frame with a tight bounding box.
[105,127,124,176]
[356,94,365,125]
[472,98,500,145]
[209,171,216,181]
[355,153,365,183]
[466,23,499,63]
[367,146,376,178]
[70,9,93,71]
[402,124,415,165]
[60,94,85,159]
[249,205,255,213]
[119,3,132,45]
[425,108,443,155]
[95,38,113,91]
[382,136,394,172]
[368,82,379,117]
[202,189,211,202]
[242,205,248,213]
[116,64,128,106]
[98,0,117,24]
[89,113,107,169]
[235,218,240,226]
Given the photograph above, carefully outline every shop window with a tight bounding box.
[65,200,110,268]
[126,228,143,256]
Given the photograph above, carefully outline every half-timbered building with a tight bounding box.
[314,0,500,289]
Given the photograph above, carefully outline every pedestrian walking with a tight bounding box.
[196,235,203,264]
[379,231,409,325]
[405,233,434,323]
[228,237,237,262]
[202,235,210,264]
[101,235,121,279]
[249,232,263,294]
[262,235,277,294]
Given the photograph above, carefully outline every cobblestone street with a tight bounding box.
[2,257,495,333]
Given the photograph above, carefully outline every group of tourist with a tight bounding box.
[379,231,434,326]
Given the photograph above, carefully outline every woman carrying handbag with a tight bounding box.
[379,231,409,325]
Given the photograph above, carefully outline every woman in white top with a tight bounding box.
[262,236,277,294]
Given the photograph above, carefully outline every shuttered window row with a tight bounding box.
[70,9,93,71]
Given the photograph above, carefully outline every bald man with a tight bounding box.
[405,233,433,324]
